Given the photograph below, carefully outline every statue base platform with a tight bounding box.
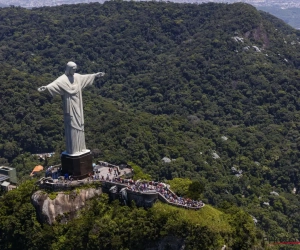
[61,150,93,180]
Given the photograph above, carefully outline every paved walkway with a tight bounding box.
[40,166,205,210]
[94,166,132,180]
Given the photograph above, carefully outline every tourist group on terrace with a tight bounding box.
[95,167,205,209]
[45,165,205,210]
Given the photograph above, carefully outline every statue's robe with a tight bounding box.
[46,73,97,155]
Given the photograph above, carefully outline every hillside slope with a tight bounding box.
[0,180,259,250]
[0,1,300,243]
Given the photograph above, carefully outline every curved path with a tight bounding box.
[40,166,205,210]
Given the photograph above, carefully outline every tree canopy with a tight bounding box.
[0,1,300,247]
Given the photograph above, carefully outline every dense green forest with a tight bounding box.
[1,1,300,248]
[0,180,261,250]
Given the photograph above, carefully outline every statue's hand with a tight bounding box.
[38,86,47,92]
[95,72,105,77]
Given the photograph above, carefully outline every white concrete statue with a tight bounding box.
[38,61,105,155]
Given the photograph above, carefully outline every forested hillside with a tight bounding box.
[1,1,300,248]
[0,180,259,250]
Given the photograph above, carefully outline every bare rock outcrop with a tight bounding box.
[31,187,102,224]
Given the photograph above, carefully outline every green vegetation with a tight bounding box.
[0,181,261,250]
[43,181,102,198]
[0,1,299,248]
[167,178,193,197]
[129,161,151,180]
[187,181,205,200]
[167,178,204,200]
[48,191,58,200]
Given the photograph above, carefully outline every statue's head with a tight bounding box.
[65,61,77,76]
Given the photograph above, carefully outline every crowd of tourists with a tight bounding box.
[104,176,205,209]
[43,165,204,209]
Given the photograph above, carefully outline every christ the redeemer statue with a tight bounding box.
[38,61,105,155]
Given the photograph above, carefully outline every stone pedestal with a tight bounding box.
[61,150,93,180]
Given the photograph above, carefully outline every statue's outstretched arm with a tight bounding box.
[38,86,47,92]
[95,72,105,77]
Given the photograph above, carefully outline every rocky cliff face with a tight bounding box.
[31,187,102,224]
